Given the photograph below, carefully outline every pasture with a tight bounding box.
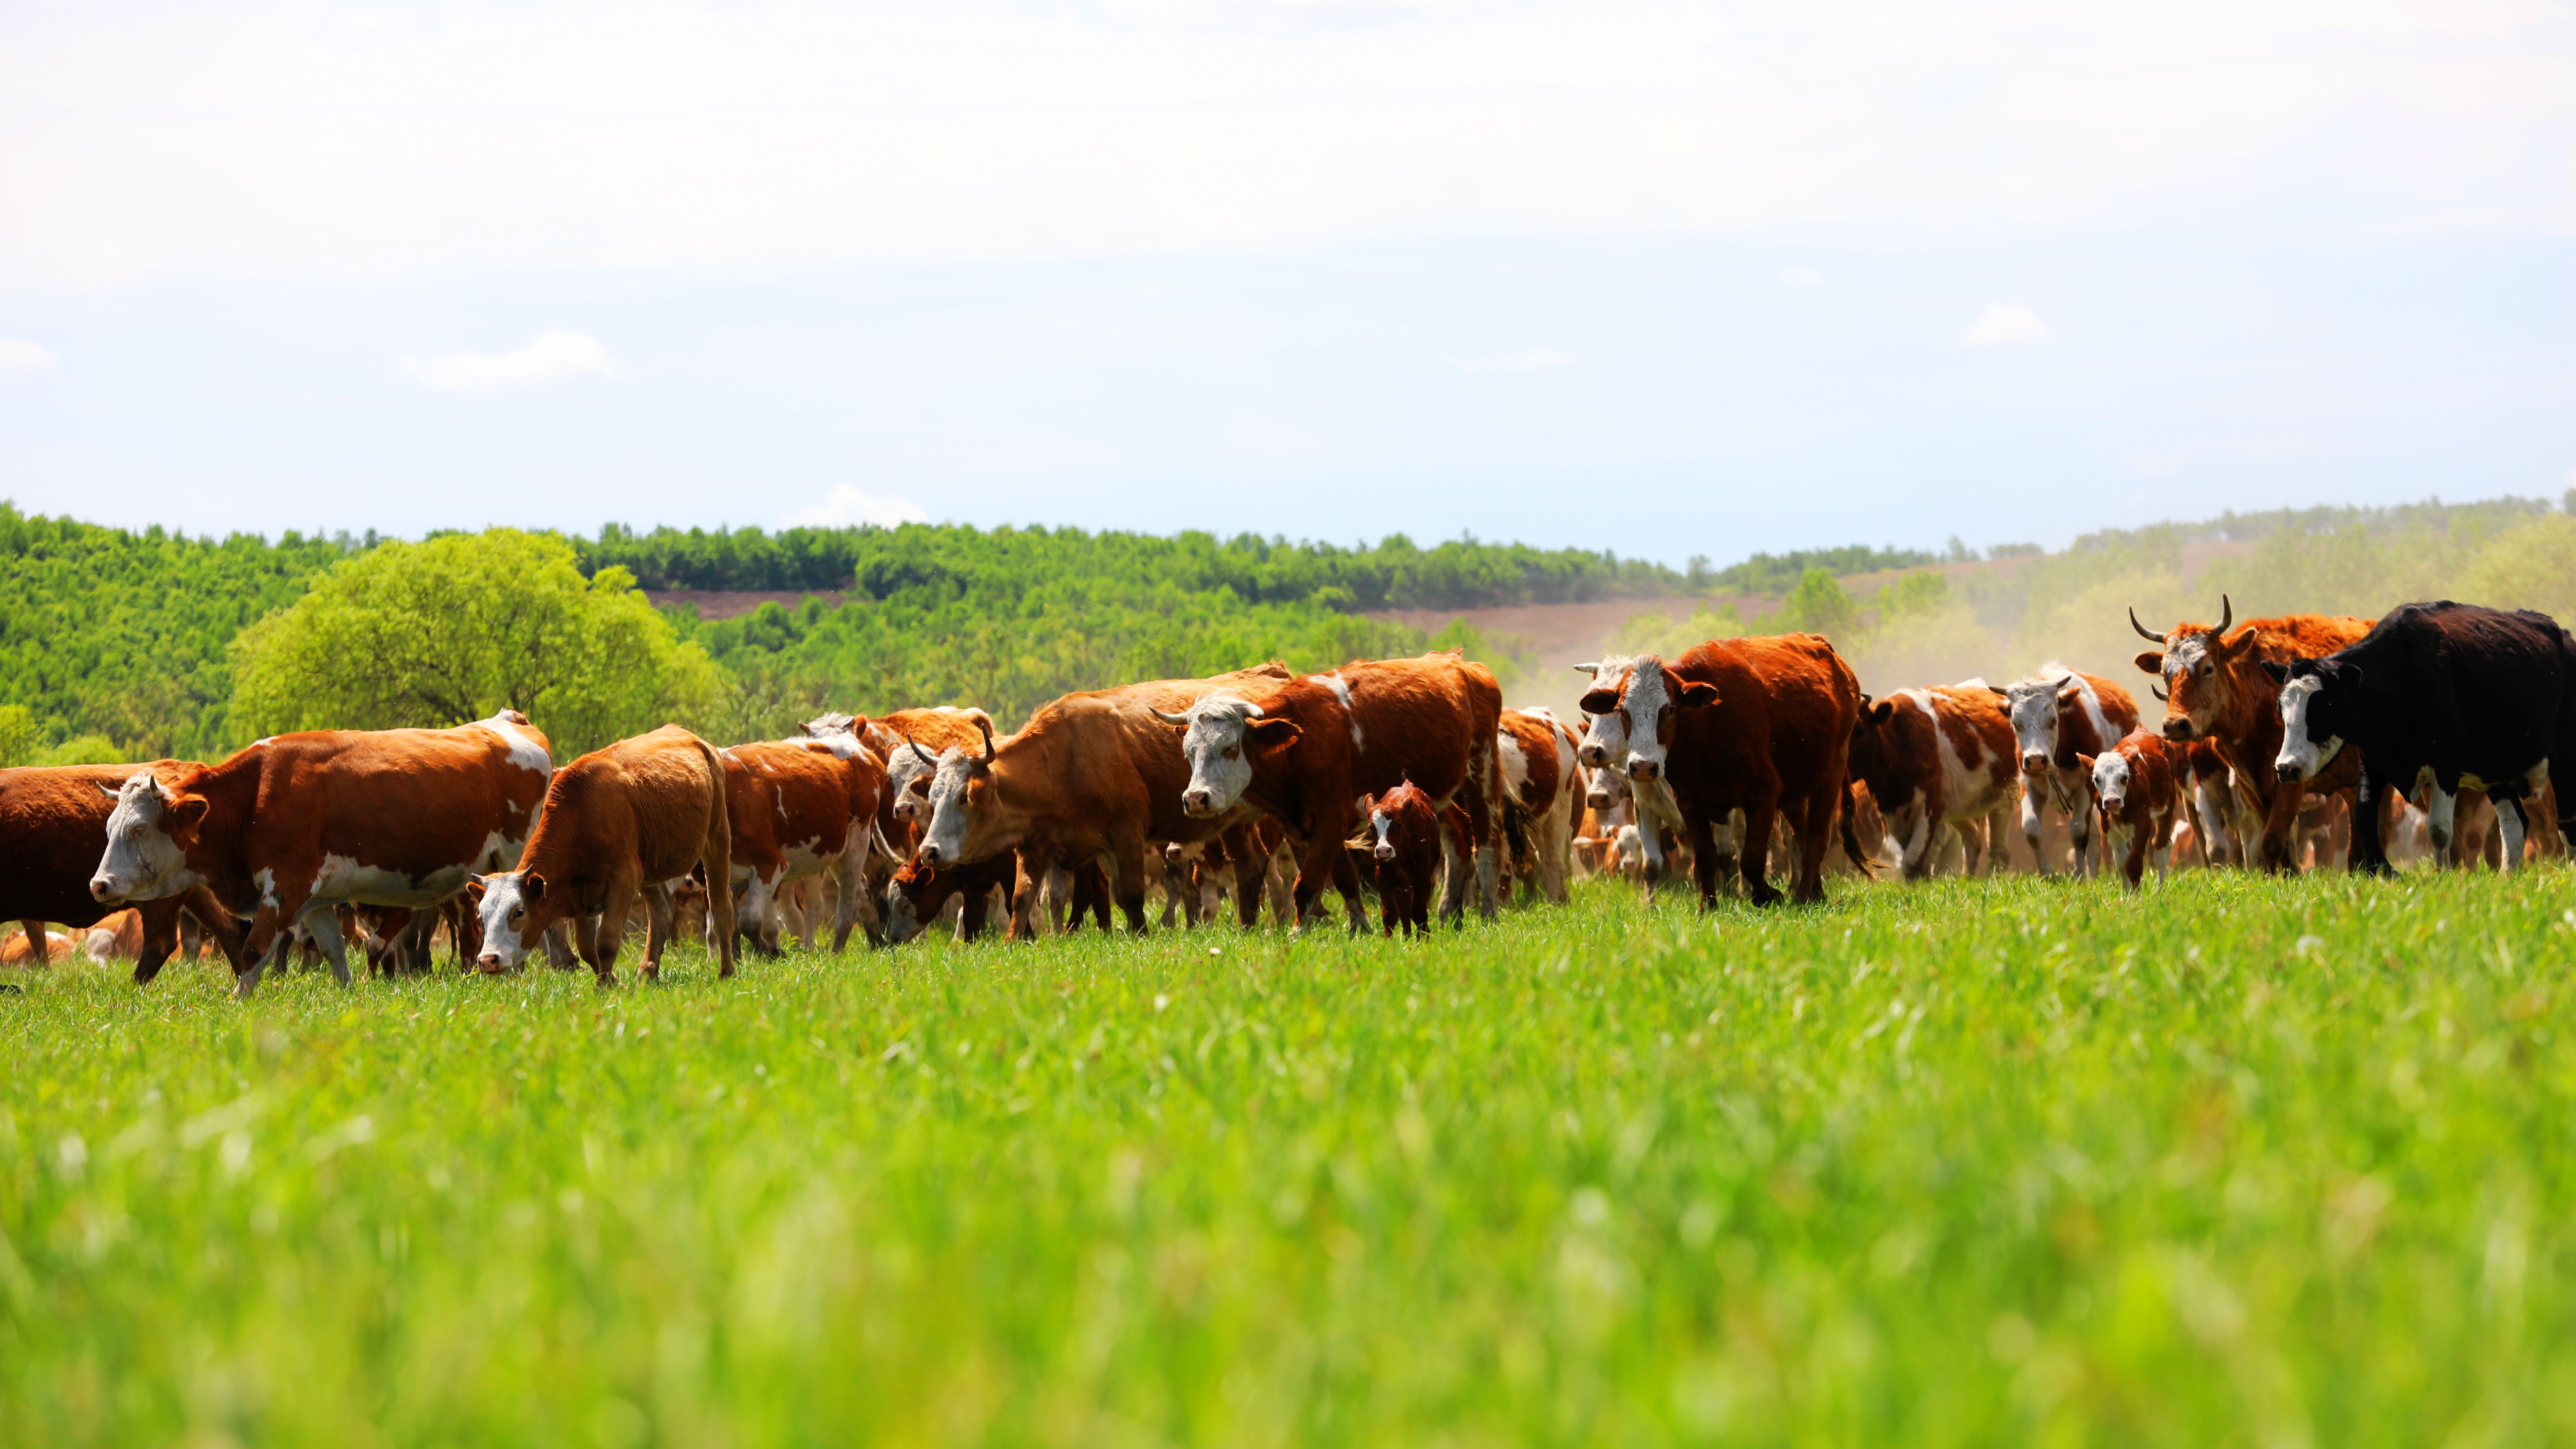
[8,870,2576,1446]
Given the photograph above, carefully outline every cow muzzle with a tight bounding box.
[2274,760,2304,784]
[918,843,946,866]
[2021,751,2049,773]
[475,951,510,974]
[1626,759,1659,782]
[2101,794,2126,812]
[88,874,122,904]
[1585,790,1611,811]
[1373,843,1395,863]
[2161,718,2195,742]
[1181,789,1216,818]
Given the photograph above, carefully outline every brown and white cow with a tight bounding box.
[826,706,999,833]
[1577,635,1865,907]
[1344,780,1444,935]
[1845,682,2020,879]
[2129,596,2374,871]
[1159,651,1505,930]
[1990,664,2141,877]
[2080,729,2185,889]
[718,736,888,955]
[915,666,1298,932]
[1572,654,1703,886]
[2,761,245,984]
[91,711,555,998]
[1497,706,1583,904]
[472,724,736,984]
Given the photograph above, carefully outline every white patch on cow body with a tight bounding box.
[1497,731,1530,798]
[2272,674,2343,780]
[1309,672,1362,748]
[476,829,523,872]
[803,731,865,761]
[475,710,555,777]
[310,853,472,908]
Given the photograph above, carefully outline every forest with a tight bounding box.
[2,495,2572,765]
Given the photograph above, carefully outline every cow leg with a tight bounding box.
[2346,772,2396,876]
[641,883,675,976]
[2496,795,2529,877]
[17,920,48,966]
[1732,792,1784,906]
[1102,844,1149,935]
[2425,782,2459,864]
[592,873,642,986]
[2018,785,2051,877]
[1537,794,1573,905]
[841,834,886,950]
[128,897,184,986]
[296,899,355,987]
[1893,805,1934,881]
[543,918,580,970]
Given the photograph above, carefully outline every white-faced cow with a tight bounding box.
[1158,652,1504,930]
[915,666,1296,933]
[1497,706,1583,904]
[90,711,556,998]
[2079,729,2185,889]
[2269,601,2576,874]
[1577,635,1866,907]
[472,724,737,984]
[1571,654,1705,887]
[1990,665,2141,877]
[3,761,246,984]
[2131,597,2374,871]
[718,736,887,955]
[1845,682,2020,879]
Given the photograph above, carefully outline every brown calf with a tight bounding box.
[1346,781,1443,935]
[2080,729,2185,889]
[1992,665,2142,877]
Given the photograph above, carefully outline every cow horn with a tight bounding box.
[901,731,934,768]
[1150,707,1188,726]
[2150,682,2169,702]
[1572,661,1598,675]
[974,716,997,764]
[2216,593,2232,636]
[2128,606,2163,643]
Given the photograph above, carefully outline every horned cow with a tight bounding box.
[1991,665,2141,877]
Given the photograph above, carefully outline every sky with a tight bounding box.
[1,0,2570,564]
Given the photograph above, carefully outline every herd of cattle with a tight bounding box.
[4,595,2572,999]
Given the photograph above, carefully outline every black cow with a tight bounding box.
[2267,601,2576,874]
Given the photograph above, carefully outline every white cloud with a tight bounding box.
[397,330,613,392]
[1778,266,1825,289]
[1454,348,1571,373]
[1962,304,2051,348]
[0,338,58,381]
[784,486,932,529]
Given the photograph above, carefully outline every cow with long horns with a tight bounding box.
[2130,596,2374,871]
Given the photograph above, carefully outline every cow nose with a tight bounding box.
[1585,793,1609,810]
[2161,719,2193,741]
[2274,762,2301,783]
[1578,747,1605,767]
[1628,759,1658,781]
[89,875,115,902]
[919,844,943,866]
[2021,752,2049,772]
[1183,789,1211,813]
[475,952,503,971]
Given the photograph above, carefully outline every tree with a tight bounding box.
[232,530,718,757]
[1777,568,1860,639]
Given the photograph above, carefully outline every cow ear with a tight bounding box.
[1578,688,1618,715]
[2329,662,2364,690]
[2257,661,2288,684]
[2133,651,2164,675]
[524,873,549,902]
[171,796,209,830]
[2055,681,2082,704]
[1247,717,1303,752]
[1870,700,1895,724]
[464,878,488,905]
[1675,682,1720,709]
[2076,753,2096,773]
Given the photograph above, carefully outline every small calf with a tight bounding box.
[2079,730,2183,889]
[1347,783,1443,936]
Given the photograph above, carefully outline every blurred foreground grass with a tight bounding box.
[7,869,2576,1446]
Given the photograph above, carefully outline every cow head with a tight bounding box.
[1157,693,1300,818]
[2266,657,2359,782]
[1577,654,1719,783]
[1346,782,1430,862]
[90,771,205,904]
[1570,658,1635,769]
[916,723,1004,868]
[470,870,555,972]
[1993,673,2083,776]
[2132,596,2234,741]
[802,710,862,739]
[881,858,936,945]
[1584,759,1631,815]
[2085,749,2132,814]
[1846,694,1897,789]
[886,733,940,823]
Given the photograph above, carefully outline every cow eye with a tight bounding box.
[1222,746,1240,761]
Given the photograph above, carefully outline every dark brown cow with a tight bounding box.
[1497,707,1583,904]
[915,666,1298,933]
[718,737,887,955]
[1577,635,1864,906]
[471,724,736,984]
[1162,652,1505,930]
[2,761,245,983]
[2130,596,2373,871]
[883,853,1024,945]
[2080,729,2185,889]
[1345,781,1442,935]
[1845,684,2020,879]
[90,711,555,997]
[1991,665,2142,877]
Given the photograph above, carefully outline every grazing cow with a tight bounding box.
[2080,730,2185,889]
[882,853,1023,945]
[1577,635,1866,907]
[1,762,246,984]
[2269,601,2576,874]
[720,737,888,954]
[2131,597,2374,871]
[1159,652,1504,930]
[471,724,737,983]
[1346,781,1444,935]
[1844,683,2020,879]
[90,711,556,998]
[915,666,1298,932]
[1497,706,1583,904]
[1990,665,2141,877]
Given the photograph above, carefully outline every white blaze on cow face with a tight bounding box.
[917,748,981,866]
[884,743,939,822]
[90,772,201,904]
[1368,806,1399,861]
[1173,694,1264,819]
[2091,751,2135,813]
[474,872,539,970]
[2272,673,2343,781]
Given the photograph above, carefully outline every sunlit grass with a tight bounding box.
[7,867,2576,1446]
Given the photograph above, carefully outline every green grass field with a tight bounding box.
[8,869,2576,1446]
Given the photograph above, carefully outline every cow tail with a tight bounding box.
[1839,782,1881,878]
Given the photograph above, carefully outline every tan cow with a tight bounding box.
[91,711,555,998]
[472,724,736,984]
